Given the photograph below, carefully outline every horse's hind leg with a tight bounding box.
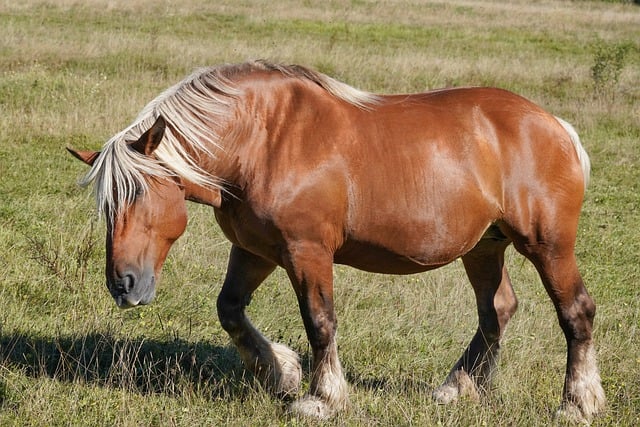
[433,235,516,404]
[511,230,605,423]
[217,245,302,396]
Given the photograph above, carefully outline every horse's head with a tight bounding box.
[68,117,188,308]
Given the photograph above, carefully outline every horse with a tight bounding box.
[68,60,605,422]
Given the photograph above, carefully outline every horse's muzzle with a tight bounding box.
[109,271,156,308]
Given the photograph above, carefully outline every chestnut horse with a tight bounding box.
[69,61,604,422]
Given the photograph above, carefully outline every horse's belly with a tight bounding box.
[333,239,458,274]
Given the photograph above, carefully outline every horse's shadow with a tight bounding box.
[0,330,251,400]
[0,331,433,404]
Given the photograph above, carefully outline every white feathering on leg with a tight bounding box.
[289,340,349,419]
[232,324,302,397]
[557,343,606,424]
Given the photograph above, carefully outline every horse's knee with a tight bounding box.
[298,295,337,352]
[216,292,250,334]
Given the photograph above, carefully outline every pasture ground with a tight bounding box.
[0,1,638,425]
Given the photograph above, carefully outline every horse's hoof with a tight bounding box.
[432,370,480,404]
[555,404,591,425]
[432,384,459,404]
[289,395,336,420]
[269,342,302,396]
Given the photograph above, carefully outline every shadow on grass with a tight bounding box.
[0,331,250,400]
[0,330,435,406]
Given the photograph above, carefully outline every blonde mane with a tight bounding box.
[80,60,380,222]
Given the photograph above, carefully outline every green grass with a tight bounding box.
[1,0,639,425]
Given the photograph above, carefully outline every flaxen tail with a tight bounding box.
[555,116,590,191]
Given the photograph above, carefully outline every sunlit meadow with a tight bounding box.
[0,1,638,425]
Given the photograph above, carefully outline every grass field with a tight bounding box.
[1,0,639,425]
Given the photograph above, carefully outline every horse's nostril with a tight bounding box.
[122,274,134,293]
[114,272,135,294]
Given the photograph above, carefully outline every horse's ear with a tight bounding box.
[130,116,166,156]
[67,147,100,166]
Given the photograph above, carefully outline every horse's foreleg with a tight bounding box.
[434,238,516,404]
[217,245,302,396]
[285,243,349,419]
